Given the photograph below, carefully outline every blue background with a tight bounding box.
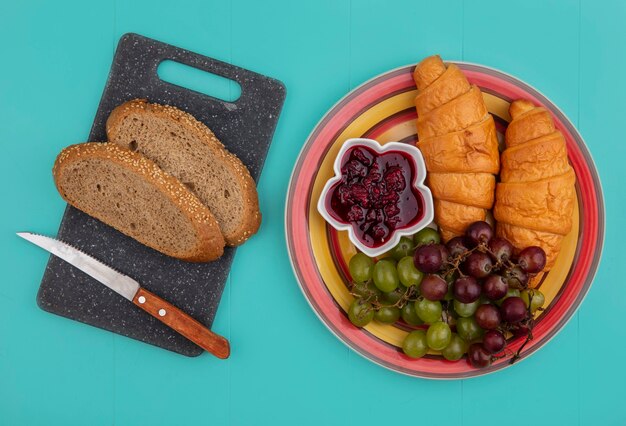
[1,0,623,425]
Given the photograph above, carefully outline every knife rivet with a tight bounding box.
[159,309,166,317]
[138,296,146,304]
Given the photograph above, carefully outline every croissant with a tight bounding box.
[413,55,500,241]
[494,99,576,272]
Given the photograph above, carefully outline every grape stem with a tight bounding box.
[349,280,417,311]
[442,300,454,326]
[509,329,534,365]
[509,302,536,364]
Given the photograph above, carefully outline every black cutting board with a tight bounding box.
[37,33,286,357]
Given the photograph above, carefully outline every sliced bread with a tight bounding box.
[106,99,261,246]
[53,142,225,262]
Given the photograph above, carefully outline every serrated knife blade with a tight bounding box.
[18,232,230,359]
[17,232,139,300]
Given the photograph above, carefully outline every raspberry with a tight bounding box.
[336,185,353,205]
[368,183,384,207]
[386,216,401,229]
[375,208,384,223]
[347,205,364,222]
[384,203,400,218]
[348,183,369,207]
[384,167,406,192]
[363,170,381,188]
[371,223,388,240]
[365,209,377,222]
[380,189,399,205]
[365,208,384,224]
[343,160,368,181]
[351,148,372,166]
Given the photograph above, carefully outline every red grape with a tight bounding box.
[467,343,492,368]
[420,274,448,301]
[413,244,443,273]
[463,252,493,278]
[453,276,481,303]
[512,323,530,338]
[466,221,494,245]
[446,236,469,257]
[488,237,514,262]
[482,330,506,354]
[500,297,528,323]
[483,275,508,300]
[475,304,501,330]
[518,246,547,273]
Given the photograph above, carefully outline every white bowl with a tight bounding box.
[317,138,434,257]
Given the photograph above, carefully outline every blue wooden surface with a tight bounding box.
[0,0,623,424]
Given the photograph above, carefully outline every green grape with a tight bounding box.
[521,289,545,313]
[456,317,484,342]
[413,227,441,246]
[348,299,374,327]
[442,333,468,361]
[388,237,416,261]
[379,257,397,266]
[375,306,401,324]
[496,288,521,306]
[531,290,545,312]
[402,330,429,359]
[352,280,381,299]
[426,321,452,350]
[349,253,374,283]
[415,299,442,324]
[381,287,405,305]
[373,259,399,292]
[453,299,481,317]
[397,256,423,287]
[401,302,424,325]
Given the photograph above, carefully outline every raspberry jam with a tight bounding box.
[326,145,424,248]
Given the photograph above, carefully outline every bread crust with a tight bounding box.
[414,64,470,116]
[427,172,495,209]
[106,99,261,246]
[53,142,225,262]
[413,55,447,90]
[413,55,500,241]
[433,199,487,234]
[505,106,555,148]
[416,115,500,174]
[500,132,570,183]
[495,99,576,270]
[416,85,488,139]
[494,170,576,235]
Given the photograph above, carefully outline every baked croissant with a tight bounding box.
[494,99,576,271]
[413,55,500,241]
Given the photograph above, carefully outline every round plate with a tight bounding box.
[285,63,604,379]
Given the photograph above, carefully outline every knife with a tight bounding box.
[17,232,230,359]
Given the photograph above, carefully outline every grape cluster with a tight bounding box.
[346,221,547,368]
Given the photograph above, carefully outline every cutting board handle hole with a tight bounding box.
[157,60,241,103]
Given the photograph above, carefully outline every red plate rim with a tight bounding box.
[285,62,605,379]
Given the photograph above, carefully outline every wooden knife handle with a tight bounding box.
[132,287,230,359]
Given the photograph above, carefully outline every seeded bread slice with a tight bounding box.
[106,99,261,246]
[53,142,225,262]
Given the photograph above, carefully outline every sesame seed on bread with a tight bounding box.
[106,99,261,246]
[53,142,225,262]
